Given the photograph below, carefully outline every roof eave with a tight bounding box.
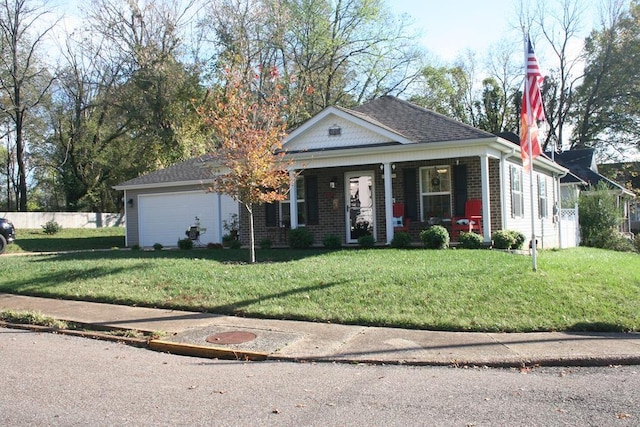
[113,179,215,192]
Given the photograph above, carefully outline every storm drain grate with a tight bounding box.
[205,331,257,345]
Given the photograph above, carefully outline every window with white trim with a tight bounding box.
[280,176,305,226]
[419,165,451,220]
[510,165,524,218]
[538,174,548,218]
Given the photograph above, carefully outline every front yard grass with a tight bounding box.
[1,229,638,333]
[5,227,125,253]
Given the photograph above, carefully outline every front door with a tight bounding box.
[345,171,375,243]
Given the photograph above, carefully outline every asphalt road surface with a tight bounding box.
[1,327,638,426]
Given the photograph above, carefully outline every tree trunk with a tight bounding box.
[246,203,256,263]
[15,116,27,212]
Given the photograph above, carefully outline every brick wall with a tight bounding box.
[242,156,506,246]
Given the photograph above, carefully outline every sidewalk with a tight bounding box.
[1,293,639,367]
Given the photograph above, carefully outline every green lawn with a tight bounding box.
[1,228,639,333]
[5,227,125,253]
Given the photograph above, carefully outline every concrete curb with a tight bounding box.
[148,340,270,361]
[0,321,149,347]
[1,321,269,361]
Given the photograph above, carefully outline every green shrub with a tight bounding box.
[259,238,272,250]
[390,232,411,248]
[131,244,141,251]
[492,230,516,249]
[41,220,62,235]
[458,231,483,249]
[510,230,526,250]
[228,239,242,249]
[420,225,449,249]
[579,182,625,250]
[153,243,163,251]
[322,234,342,249]
[222,234,235,247]
[177,238,193,250]
[288,227,314,249]
[358,234,376,248]
[590,232,637,253]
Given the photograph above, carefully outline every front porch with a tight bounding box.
[244,156,502,247]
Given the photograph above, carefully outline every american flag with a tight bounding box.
[520,37,545,171]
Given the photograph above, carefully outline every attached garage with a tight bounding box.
[114,156,240,248]
[137,191,237,247]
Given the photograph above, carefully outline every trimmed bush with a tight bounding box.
[322,234,342,249]
[492,230,516,249]
[259,238,272,250]
[130,244,141,251]
[510,230,526,250]
[41,220,62,235]
[390,231,411,248]
[288,227,314,249]
[358,234,376,248]
[177,238,193,250]
[222,234,235,247]
[153,243,163,251]
[228,239,241,249]
[458,231,483,249]
[420,225,449,249]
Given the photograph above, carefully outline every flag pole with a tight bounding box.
[524,34,538,272]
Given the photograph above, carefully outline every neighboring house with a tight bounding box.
[598,161,640,234]
[554,149,636,234]
[115,96,572,249]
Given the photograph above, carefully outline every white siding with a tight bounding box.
[285,115,391,152]
[503,161,564,248]
[138,191,237,247]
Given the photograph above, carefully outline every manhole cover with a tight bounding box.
[206,331,257,345]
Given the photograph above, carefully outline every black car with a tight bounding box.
[0,217,16,254]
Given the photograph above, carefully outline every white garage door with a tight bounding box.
[138,191,238,247]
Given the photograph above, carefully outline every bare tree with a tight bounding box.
[534,0,587,152]
[0,0,57,211]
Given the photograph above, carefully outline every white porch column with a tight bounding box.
[289,170,298,229]
[480,155,492,242]
[383,162,394,244]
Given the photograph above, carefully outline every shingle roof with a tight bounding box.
[350,96,494,143]
[116,97,496,189]
[115,155,217,188]
[555,149,631,193]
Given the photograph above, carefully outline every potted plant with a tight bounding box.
[223,213,240,239]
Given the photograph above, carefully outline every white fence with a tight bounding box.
[0,212,124,229]
[559,207,580,248]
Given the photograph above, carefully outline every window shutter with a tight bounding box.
[265,203,277,227]
[510,166,516,218]
[403,168,418,220]
[453,164,468,216]
[305,175,319,225]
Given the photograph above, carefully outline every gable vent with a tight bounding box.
[328,126,342,136]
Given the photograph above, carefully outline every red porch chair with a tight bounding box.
[392,203,410,232]
[451,199,482,240]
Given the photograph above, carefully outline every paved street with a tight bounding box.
[1,327,638,426]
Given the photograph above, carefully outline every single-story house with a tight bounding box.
[115,96,575,249]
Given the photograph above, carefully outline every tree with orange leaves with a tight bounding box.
[198,67,292,263]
